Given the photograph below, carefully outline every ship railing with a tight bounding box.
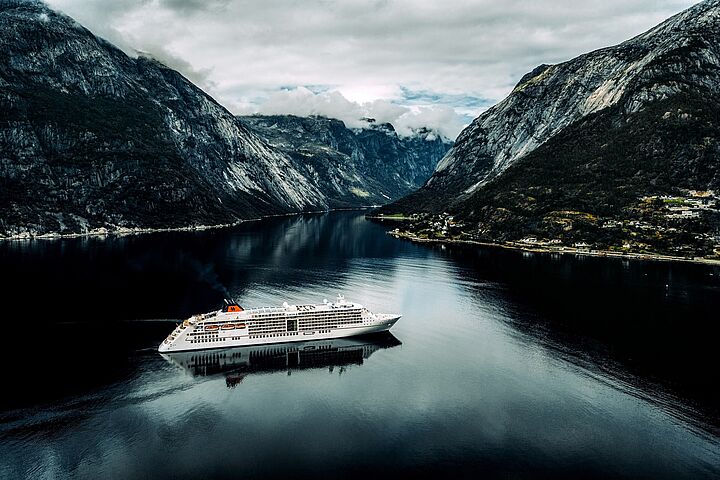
[249,306,287,314]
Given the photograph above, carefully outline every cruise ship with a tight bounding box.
[158,295,401,353]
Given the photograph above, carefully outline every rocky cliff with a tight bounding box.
[239,115,451,208]
[0,0,335,236]
[382,0,720,257]
[0,0,447,237]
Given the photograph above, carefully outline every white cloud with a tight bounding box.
[393,105,469,140]
[243,87,467,139]
[252,88,361,125]
[46,0,700,140]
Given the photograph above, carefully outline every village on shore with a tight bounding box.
[370,190,720,264]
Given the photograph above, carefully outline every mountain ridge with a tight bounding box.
[0,0,329,237]
[390,0,720,209]
[0,0,447,237]
[379,0,720,258]
[239,114,451,208]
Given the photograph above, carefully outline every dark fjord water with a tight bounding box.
[0,212,718,479]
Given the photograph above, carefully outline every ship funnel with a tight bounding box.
[222,299,243,313]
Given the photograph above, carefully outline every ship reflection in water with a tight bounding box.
[162,332,401,388]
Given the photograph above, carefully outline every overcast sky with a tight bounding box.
[47,0,698,138]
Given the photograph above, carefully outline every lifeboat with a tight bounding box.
[205,325,219,331]
[221,323,235,330]
[236,323,247,329]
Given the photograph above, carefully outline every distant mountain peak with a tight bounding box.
[367,121,396,135]
[239,114,452,207]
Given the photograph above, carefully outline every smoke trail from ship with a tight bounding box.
[187,258,232,298]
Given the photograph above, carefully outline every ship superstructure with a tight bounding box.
[158,295,401,353]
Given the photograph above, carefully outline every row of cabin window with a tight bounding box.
[299,323,356,328]
[250,320,359,333]
[248,316,359,326]
[299,318,360,323]
[300,318,359,324]
[190,338,226,343]
[250,332,300,339]
[300,319,359,325]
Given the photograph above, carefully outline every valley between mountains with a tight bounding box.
[0,0,450,238]
[2,0,720,263]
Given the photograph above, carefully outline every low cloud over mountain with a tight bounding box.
[47,0,696,140]
[246,87,467,140]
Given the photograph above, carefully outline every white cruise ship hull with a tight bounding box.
[158,297,401,353]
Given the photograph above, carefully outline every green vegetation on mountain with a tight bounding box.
[377,0,720,259]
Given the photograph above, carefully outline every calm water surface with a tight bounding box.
[0,212,718,479]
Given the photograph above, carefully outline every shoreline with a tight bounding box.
[7,209,719,267]
[0,221,246,241]
[0,206,380,242]
[388,231,720,267]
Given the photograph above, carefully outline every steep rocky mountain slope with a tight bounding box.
[239,115,451,207]
[382,0,720,257]
[0,0,332,237]
[0,0,446,237]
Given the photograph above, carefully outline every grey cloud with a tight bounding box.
[137,46,216,91]
[157,0,230,14]
[46,0,699,137]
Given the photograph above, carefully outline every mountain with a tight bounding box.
[239,115,451,208]
[381,0,720,257]
[0,0,448,238]
[0,0,336,237]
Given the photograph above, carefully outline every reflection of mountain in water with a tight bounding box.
[440,244,720,433]
[162,332,401,387]
[0,212,425,323]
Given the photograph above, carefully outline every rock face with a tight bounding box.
[239,115,451,208]
[0,0,331,237]
[384,0,720,254]
[0,1,448,237]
